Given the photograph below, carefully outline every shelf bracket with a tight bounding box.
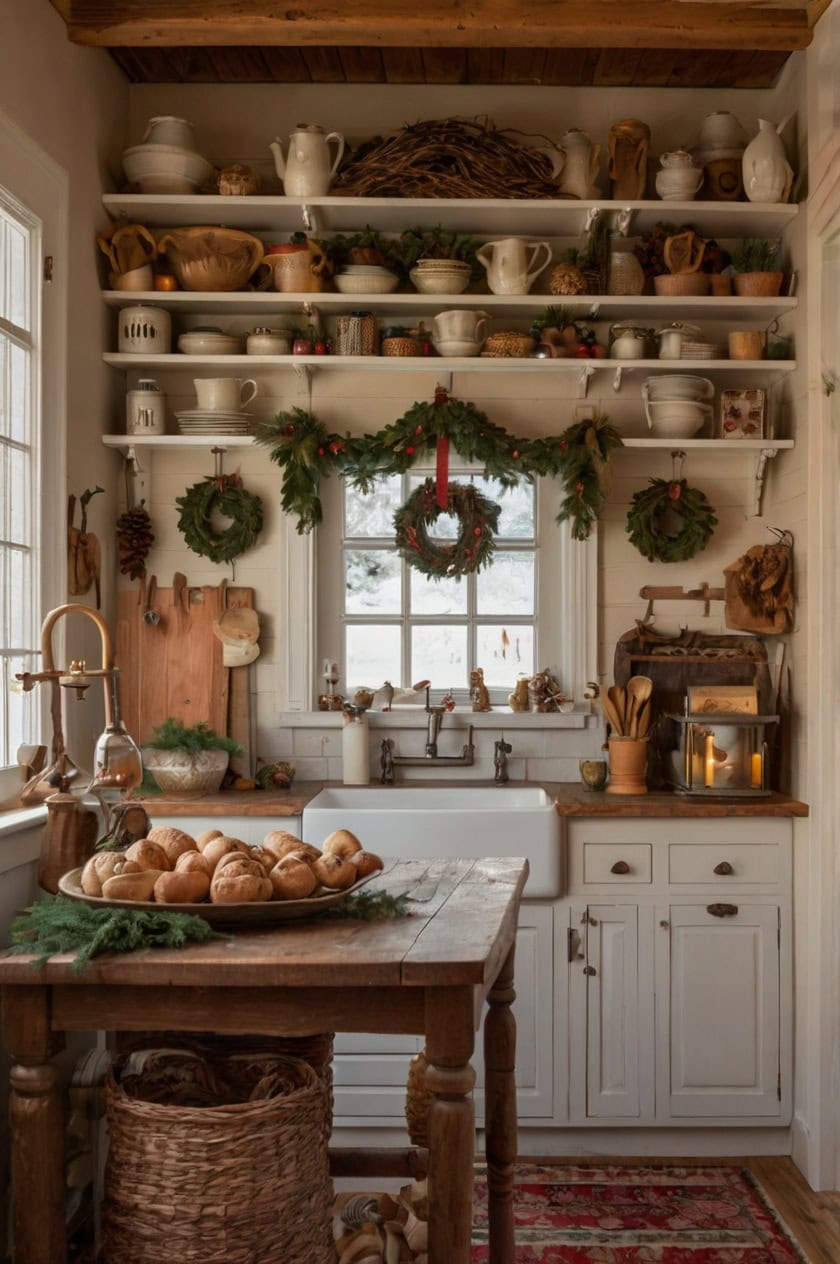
[300,204,321,234]
[615,207,635,237]
[753,446,779,516]
[577,364,595,399]
[587,302,601,320]
[612,366,623,392]
[583,206,601,235]
[126,444,150,503]
[293,364,313,400]
[436,371,453,395]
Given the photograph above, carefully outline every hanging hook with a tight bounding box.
[211,446,226,480]
[768,526,793,546]
[670,449,686,481]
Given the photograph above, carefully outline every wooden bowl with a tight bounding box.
[157,226,264,292]
[653,273,710,297]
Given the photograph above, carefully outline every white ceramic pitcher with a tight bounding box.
[432,309,489,343]
[475,238,552,296]
[742,118,794,204]
[270,124,345,196]
[557,129,601,199]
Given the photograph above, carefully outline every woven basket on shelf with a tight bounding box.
[102,1049,333,1264]
[653,273,710,297]
[483,331,537,357]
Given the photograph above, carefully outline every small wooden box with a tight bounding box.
[720,388,765,439]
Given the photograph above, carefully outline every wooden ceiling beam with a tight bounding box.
[51,1,819,52]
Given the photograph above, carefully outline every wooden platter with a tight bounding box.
[58,867,377,926]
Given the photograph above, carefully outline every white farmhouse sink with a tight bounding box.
[302,785,561,897]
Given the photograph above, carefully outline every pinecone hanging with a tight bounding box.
[115,505,154,579]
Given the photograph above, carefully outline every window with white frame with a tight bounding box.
[0,191,40,767]
[316,465,596,706]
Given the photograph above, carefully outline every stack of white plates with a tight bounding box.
[175,409,253,436]
[681,340,725,360]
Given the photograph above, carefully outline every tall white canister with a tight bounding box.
[342,707,370,786]
[126,378,166,435]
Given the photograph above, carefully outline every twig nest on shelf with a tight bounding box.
[323,828,363,859]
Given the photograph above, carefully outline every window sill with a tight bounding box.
[277,708,592,729]
[0,804,45,876]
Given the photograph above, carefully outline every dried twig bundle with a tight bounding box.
[334,117,571,199]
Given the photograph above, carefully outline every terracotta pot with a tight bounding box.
[728,330,766,360]
[733,271,784,297]
[710,274,733,296]
[606,738,648,795]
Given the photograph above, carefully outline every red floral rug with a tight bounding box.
[471,1164,807,1262]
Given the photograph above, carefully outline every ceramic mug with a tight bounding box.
[194,377,258,411]
[432,309,489,343]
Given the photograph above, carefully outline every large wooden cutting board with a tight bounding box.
[116,578,254,752]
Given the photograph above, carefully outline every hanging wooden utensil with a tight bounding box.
[626,675,653,737]
[67,486,104,607]
[603,689,625,737]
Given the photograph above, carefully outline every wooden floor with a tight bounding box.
[528,1155,840,1264]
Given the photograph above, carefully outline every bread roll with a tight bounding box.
[248,845,278,873]
[174,850,213,877]
[312,852,357,890]
[213,854,266,880]
[352,850,384,878]
[196,828,224,851]
[102,870,162,902]
[81,851,141,896]
[322,829,362,859]
[269,857,317,900]
[124,839,171,872]
[202,835,249,871]
[154,870,210,904]
[269,837,322,863]
[210,873,272,904]
[147,826,197,865]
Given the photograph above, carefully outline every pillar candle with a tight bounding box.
[750,751,763,789]
[704,733,715,788]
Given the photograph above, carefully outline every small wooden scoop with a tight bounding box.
[604,688,625,737]
[626,675,653,738]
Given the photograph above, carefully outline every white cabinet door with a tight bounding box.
[657,903,781,1118]
[569,903,655,1121]
[333,904,555,1122]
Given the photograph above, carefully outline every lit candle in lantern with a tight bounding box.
[750,751,763,789]
[704,733,715,788]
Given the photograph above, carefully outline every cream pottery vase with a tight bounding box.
[142,748,230,794]
[557,129,601,199]
[475,237,552,295]
[742,118,794,204]
[697,111,747,155]
[270,124,345,196]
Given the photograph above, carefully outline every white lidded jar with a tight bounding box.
[126,378,166,435]
[342,708,370,786]
[118,304,172,354]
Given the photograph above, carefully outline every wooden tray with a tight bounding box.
[58,867,377,926]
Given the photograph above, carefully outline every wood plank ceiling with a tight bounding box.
[51,1,831,88]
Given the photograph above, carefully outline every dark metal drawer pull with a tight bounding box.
[610,860,631,875]
[707,903,739,918]
[713,861,734,876]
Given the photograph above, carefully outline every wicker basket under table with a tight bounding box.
[102,1049,333,1264]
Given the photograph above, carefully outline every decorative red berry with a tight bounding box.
[328,440,344,455]
[512,450,520,459]
[575,481,585,497]
[285,424,295,436]
[318,447,325,456]
[560,440,568,451]
[416,425,423,435]
[473,526,482,536]
[668,481,682,501]
[405,446,415,455]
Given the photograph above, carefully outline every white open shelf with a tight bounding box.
[102,434,794,452]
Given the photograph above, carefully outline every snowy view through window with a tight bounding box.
[343,474,536,695]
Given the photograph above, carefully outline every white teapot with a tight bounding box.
[475,237,552,296]
[269,124,345,197]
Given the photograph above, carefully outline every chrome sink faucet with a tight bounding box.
[494,736,512,784]
[425,685,446,757]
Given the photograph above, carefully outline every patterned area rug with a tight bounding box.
[471,1164,807,1262]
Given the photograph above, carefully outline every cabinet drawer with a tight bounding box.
[669,842,780,885]
[582,843,652,885]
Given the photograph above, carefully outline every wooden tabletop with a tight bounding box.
[0,857,529,990]
[552,786,809,817]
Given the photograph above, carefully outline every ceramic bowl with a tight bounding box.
[644,375,714,402]
[410,267,471,295]
[157,227,264,292]
[432,338,482,357]
[645,399,712,438]
[122,143,213,194]
[177,331,243,355]
[334,271,400,295]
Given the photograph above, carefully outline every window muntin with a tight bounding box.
[341,470,537,698]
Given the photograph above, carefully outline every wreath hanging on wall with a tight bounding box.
[176,474,264,568]
[626,477,717,563]
[394,478,501,579]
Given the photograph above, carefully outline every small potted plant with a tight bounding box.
[731,238,784,297]
[142,719,243,795]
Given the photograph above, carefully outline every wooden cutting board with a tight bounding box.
[116,578,254,751]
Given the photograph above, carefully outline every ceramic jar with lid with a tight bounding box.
[126,379,166,435]
[654,322,701,359]
[117,304,172,354]
[610,324,653,359]
[246,327,291,355]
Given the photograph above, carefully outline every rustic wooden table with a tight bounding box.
[0,856,528,1264]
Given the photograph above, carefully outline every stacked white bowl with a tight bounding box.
[122,116,213,194]
[642,375,714,438]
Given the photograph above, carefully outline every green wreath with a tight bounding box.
[627,477,717,563]
[394,479,501,579]
[176,475,263,565]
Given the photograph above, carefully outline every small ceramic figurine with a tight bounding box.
[218,163,260,196]
[508,676,530,711]
[470,667,492,712]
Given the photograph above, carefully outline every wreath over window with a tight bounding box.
[394,479,501,579]
[176,474,263,567]
[626,477,717,563]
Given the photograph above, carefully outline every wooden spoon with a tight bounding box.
[635,697,652,739]
[604,687,625,737]
[626,676,654,737]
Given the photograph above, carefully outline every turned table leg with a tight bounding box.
[425,986,476,1264]
[484,945,517,1264]
[2,987,66,1264]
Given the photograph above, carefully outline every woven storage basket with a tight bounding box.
[653,273,710,297]
[103,1049,333,1264]
[483,331,536,357]
[382,336,420,356]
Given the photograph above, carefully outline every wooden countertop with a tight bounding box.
[135,780,808,819]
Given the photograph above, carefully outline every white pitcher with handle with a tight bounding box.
[476,237,553,295]
[742,117,794,204]
[269,124,345,196]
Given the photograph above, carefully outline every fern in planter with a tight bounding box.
[731,238,781,274]
[146,719,242,757]
[143,721,243,794]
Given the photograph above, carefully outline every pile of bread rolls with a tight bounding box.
[79,825,383,906]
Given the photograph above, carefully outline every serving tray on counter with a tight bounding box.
[58,867,377,926]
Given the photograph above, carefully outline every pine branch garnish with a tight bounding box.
[323,891,411,920]
[10,897,223,971]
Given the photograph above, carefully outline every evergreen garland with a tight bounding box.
[526,415,624,540]
[394,479,501,579]
[10,897,222,971]
[176,474,263,565]
[252,408,352,534]
[627,477,717,562]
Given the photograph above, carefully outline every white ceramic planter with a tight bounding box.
[142,748,229,794]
